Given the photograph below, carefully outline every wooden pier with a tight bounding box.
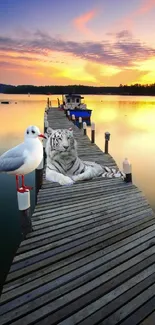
[1,107,155,325]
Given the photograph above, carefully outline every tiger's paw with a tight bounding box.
[71,175,80,182]
[59,176,74,186]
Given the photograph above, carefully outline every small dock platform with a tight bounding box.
[1,108,155,325]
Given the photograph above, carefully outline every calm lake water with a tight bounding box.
[0,93,155,289]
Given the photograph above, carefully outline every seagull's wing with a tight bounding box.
[0,143,26,172]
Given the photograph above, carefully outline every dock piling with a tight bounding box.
[67,110,70,120]
[17,190,32,238]
[43,136,47,165]
[72,114,76,124]
[44,120,49,133]
[123,158,132,183]
[105,132,110,154]
[83,122,87,135]
[91,122,95,143]
[35,158,44,204]
[79,117,82,129]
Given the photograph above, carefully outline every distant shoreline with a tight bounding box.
[1,83,155,96]
[1,93,155,97]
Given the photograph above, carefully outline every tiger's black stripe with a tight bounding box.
[54,159,66,173]
[47,166,58,172]
[67,160,77,172]
[73,162,83,175]
[48,162,62,174]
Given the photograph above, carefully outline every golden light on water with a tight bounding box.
[128,107,155,131]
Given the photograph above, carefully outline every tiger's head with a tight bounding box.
[46,127,77,158]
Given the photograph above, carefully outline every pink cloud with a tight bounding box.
[111,0,155,33]
[135,0,155,15]
[73,9,98,36]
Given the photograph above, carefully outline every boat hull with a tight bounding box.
[64,109,92,126]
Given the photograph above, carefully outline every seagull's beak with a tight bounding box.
[38,134,47,139]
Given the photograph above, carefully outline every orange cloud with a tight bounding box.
[73,9,98,36]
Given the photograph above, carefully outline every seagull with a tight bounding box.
[0,125,46,193]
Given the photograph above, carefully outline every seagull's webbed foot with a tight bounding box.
[16,175,33,192]
[21,175,33,191]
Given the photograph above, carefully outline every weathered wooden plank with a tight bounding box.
[31,200,147,231]
[2,235,155,307]
[36,186,140,205]
[33,190,143,215]
[20,201,152,247]
[40,178,129,191]
[36,187,140,206]
[37,181,129,201]
[18,206,152,253]
[139,311,155,325]
[3,228,155,295]
[5,221,155,285]
[2,253,155,325]
[8,216,155,274]
[32,204,151,231]
[12,209,153,265]
[99,286,155,325]
[33,193,146,225]
[58,269,155,325]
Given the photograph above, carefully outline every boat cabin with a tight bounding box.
[64,94,86,110]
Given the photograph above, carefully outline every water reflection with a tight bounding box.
[0,94,47,289]
[87,95,155,212]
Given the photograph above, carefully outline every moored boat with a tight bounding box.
[60,94,92,126]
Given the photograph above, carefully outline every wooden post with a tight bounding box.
[79,117,82,129]
[47,97,50,108]
[44,119,49,133]
[91,122,95,143]
[57,98,61,108]
[83,122,87,135]
[67,110,70,120]
[44,112,48,121]
[72,114,76,124]
[17,189,32,238]
[123,158,132,183]
[43,136,47,165]
[35,158,44,204]
[105,132,110,154]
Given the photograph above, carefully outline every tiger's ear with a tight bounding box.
[47,127,53,135]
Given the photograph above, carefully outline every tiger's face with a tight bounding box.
[46,127,76,153]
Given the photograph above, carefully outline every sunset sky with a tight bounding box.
[0,0,155,86]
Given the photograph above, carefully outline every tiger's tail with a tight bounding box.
[102,166,125,179]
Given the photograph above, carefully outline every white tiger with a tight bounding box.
[45,127,124,186]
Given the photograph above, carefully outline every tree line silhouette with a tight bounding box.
[1,83,155,96]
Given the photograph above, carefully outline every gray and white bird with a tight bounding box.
[0,125,46,192]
